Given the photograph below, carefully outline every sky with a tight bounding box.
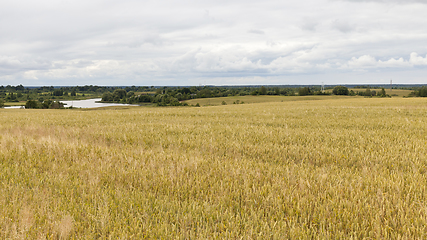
[1,0,427,86]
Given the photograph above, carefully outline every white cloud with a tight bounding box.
[343,53,426,70]
[347,55,377,68]
[378,57,411,68]
[409,52,427,65]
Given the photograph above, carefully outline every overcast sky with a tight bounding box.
[1,0,427,86]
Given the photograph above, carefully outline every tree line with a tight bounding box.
[101,86,320,106]
[1,84,426,108]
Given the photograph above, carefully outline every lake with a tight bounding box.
[2,98,136,109]
[60,98,137,108]
[3,106,25,109]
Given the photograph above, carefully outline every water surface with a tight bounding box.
[3,106,25,109]
[61,98,136,108]
[2,98,136,109]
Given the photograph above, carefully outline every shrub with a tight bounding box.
[378,88,387,97]
[41,99,52,109]
[102,92,114,102]
[332,86,349,95]
[25,100,39,109]
[50,101,64,109]
[417,86,427,97]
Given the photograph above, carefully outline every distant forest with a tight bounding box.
[0,84,426,108]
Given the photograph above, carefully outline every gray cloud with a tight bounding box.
[1,0,427,85]
[248,29,265,35]
[340,0,427,3]
[300,18,318,31]
[331,19,355,33]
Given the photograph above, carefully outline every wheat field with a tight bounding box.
[1,97,427,239]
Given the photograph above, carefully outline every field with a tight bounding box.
[183,95,355,106]
[184,88,413,106]
[348,88,412,98]
[3,101,26,106]
[1,97,427,238]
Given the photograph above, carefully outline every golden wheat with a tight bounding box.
[1,97,427,238]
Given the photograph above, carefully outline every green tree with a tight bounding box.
[41,99,52,109]
[260,86,267,95]
[181,88,191,95]
[298,87,311,96]
[25,100,39,109]
[50,101,64,109]
[113,89,127,101]
[127,91,135,98]
[198,89,212,98]
[138,95,153,103]
[9,92,16,100]
[53,89,63,96]
[0,99,4,108]
[417,86,427,97]
[379,88,386,97]
[365,88,372,98]
[102,92,114,102]
[332,86,349,95]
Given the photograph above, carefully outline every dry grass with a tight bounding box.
[183,95,352,106]
[1,97,427,238]
[3,102,26,106]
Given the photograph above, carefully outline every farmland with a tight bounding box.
[178,88,412,106]
[1,97,427,238]
[183,95,355,106]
